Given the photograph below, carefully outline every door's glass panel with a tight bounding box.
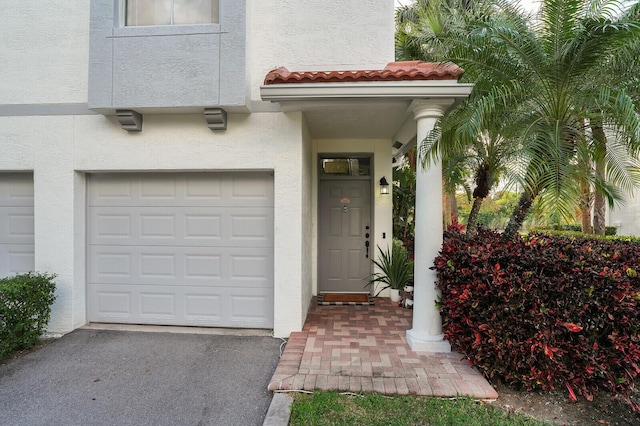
[126,0,171,26]
[321,158,371,176]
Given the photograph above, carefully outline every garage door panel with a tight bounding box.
[87,172,274,328]
[91,212,132,239]
[91,250,134,281]
[140,292,176,320]
[0,174,34,278]
[89,173,273,207]
[229,212,274,243]
[184,253,222,279]
[229,291,273,328]
[89,245,272,287]
[0,208,34,244]
[94,291,132,319]
[185,294,222,323]
[140,253,177,278]
[89,283,272,327]
[140,176,178,200]
[89,206,273,248]
[139,213,176,239]
[229,174,274,203]
[185,213,222,240]
[89,174,135,204]
[0,245,35,276]
[0,175,34,206]
[230,252,273,283]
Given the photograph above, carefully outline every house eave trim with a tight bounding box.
[260,81,474,102]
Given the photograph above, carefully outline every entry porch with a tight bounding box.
[268,298,498,399]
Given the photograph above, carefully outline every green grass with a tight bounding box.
[289,391,548,426]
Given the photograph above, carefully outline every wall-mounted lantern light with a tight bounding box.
[379,176,390,195]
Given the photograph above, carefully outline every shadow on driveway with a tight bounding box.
[0,329,281,426]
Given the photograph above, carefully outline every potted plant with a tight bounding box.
[365,239,414,302]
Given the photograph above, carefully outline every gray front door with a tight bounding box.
[318,179,372,292]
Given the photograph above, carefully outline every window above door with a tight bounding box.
[320,157,371,177]
[126,0,219,26]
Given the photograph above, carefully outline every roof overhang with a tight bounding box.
[260,80,474,102]
[260,80,473,157]
[260,61,474,156]
[260,80,473,151]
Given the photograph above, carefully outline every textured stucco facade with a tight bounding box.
[1,0,396,337]
[609,195,640,237]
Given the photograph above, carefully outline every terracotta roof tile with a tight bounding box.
[263,61,464,85]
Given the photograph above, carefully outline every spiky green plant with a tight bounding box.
[365,239,414,295]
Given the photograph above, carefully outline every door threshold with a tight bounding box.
[317,293,374,305]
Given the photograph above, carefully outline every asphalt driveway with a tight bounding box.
[0,329,281,426]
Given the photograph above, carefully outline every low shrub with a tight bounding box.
[0,272,57,359]
[532,229,640,244]
[605,226,618,236]
[531,226,620,237]
[434,228,640,412]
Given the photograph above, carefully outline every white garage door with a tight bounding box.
[0,174,35,278]
[87,173,274,328]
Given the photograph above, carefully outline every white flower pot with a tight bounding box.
[390,289,401,303]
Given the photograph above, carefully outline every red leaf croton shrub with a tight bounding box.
[434,228,640,412]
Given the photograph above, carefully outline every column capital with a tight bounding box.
[410,99,455,121]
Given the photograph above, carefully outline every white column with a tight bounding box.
[273,111,305,338]
[407,99,454,352]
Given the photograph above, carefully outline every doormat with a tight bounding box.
[317,293,374,306]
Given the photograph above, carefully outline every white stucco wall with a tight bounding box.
[3,0,395,107]
[0,112,312,336]
[1,1,89,104]
[247,0,395,101]
[609,194,640,237]
[1,1,396,337]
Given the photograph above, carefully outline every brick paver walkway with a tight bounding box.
[268,298,498,399]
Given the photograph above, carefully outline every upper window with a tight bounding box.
[126,0,219,26]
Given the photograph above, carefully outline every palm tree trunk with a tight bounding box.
[450,192,459,219]
[465,196,484,236]
[443,190,453,228]
[502,190,535,241]
[579,178,592,234]
[593,162,606,235]
[591,122,607,236]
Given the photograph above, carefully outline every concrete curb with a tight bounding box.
[263,392,294,426]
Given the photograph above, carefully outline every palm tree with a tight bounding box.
[585,5,640,235]
[420,98,521,236]
[436,0,640,240]
[398,0,520,236]
[442,153,472,227]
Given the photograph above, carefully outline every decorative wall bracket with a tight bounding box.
[116,110,143,132]
[204,108,227,130]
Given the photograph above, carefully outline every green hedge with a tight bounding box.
[434,229,640,412]
[0,272,57,359]
[537,230,640,243]
[531,226,620,237]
